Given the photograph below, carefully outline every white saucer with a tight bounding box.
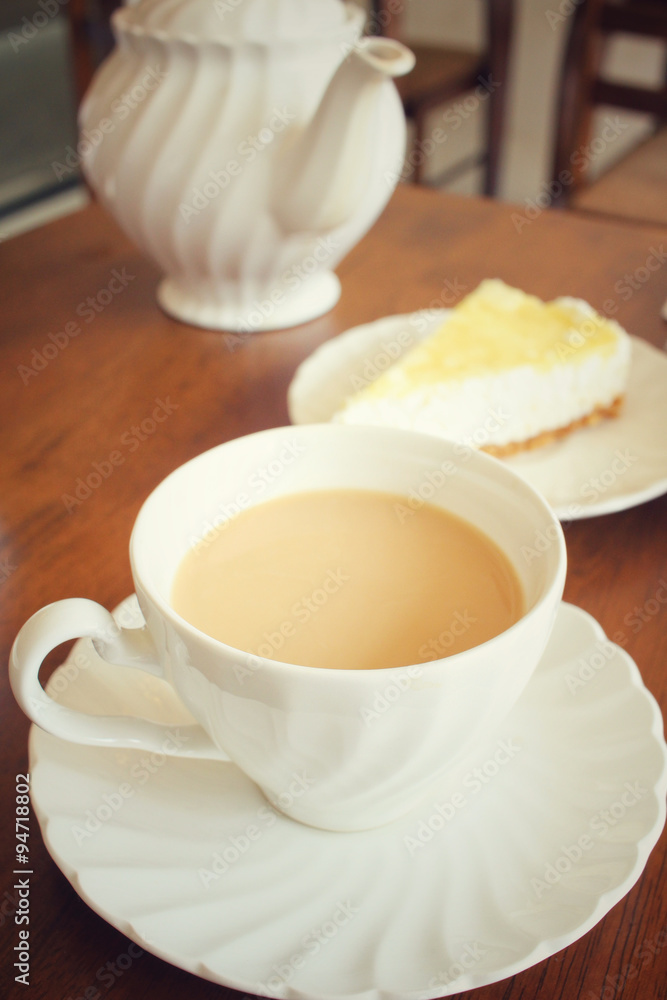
[287,311,667,520]
[30,599,667,999]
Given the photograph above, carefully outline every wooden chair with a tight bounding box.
[67,0,120,102]
[551,0,667,225]
[369,0,514,194]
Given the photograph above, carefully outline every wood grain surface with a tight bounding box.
[1,184,666,1000]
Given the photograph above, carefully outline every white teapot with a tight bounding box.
[79,0,414,332]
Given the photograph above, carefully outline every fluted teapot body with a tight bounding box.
[80,0,414,331]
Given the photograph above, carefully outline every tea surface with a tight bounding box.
[171,489,523,669]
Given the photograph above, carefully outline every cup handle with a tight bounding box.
[10,598,230,761]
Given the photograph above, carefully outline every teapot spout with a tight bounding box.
[352,34,417,77]
[272,37,415,234]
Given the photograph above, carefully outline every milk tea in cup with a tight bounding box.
[171,488,524,670]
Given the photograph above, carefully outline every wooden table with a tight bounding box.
[1,185,666,1000]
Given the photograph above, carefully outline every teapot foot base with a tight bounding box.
[156,271,341,333]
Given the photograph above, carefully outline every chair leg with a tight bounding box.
[550,0,606,206]
[483,0,514,197]
[412,112,427,185]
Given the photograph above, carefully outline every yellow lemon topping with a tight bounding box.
[357,279,621,399]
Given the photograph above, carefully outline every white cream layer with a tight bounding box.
[335,300,631,449]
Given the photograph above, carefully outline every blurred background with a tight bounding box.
[1,0,665,240]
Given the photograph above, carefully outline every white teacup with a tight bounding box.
[10,424,566,831]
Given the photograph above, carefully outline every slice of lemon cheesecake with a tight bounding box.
[334,279,631,455]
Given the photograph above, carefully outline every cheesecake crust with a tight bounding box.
[482,395,625,458]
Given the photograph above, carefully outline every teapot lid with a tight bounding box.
[119,0,362,43]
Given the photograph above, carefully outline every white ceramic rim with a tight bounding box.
[112,0,365,47]
[129,423,567,677]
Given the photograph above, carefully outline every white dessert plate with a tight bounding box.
[29,598,667,999]
[287,311,667,520]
